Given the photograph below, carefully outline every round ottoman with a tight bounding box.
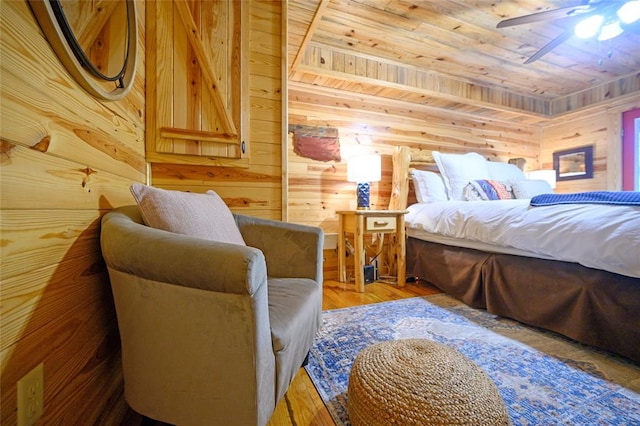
[347,339,510,426]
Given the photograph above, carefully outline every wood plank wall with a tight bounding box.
[288,81,543,229]
[0,0,636,422]
[150,1,284,221]
[288,83,638,279]
[288,81,543,279]
[0,1,146,424]
[541,96,640,193]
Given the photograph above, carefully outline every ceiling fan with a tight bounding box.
[496,0,640,64]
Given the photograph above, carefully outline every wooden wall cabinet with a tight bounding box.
[146,0,250,167]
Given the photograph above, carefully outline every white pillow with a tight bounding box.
[432,151,489,201]
[486,161,526,182]
[130,183,246,246]
[511,180,553,199]
[411,170,448,203]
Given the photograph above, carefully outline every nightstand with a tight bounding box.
[337,210,407,292]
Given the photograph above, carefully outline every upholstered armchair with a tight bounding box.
[100,185,323,426]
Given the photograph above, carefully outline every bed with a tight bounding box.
[389,147,640,364]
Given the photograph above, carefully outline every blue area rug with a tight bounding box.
[305,294,640,425]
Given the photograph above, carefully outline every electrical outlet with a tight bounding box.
[17,363,44,426]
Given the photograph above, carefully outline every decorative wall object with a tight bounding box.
[553,145,594,181]
[28,0,138,101]
[290,125,341,162]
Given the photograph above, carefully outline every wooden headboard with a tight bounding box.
[389,147,529,210]
[388,146,438,211]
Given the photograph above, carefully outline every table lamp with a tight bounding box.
[348,154,381,209]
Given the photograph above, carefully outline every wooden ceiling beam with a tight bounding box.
[287,0,640,118]
[293,43,640,117]
[288,79,547,128]
[294,45,549,117]
[551,72,640,116]
[289,0,329,75]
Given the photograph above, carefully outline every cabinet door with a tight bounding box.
[146,0,249,165]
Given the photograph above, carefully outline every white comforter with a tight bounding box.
[406,199,640,279]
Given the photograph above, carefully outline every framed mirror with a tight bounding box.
[553,145,594,181]
[28,0,138,101]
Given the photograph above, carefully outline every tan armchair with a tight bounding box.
[100,205,323,426]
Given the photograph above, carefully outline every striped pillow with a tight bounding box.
[464,180,513,201]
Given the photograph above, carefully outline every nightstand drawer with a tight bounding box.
[365,216,396,232]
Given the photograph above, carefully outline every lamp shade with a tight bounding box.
[618,0,640,24]
[575,14,603,39]
[526,169,557,189]
[598,20,623,41]
[347,154,381,183]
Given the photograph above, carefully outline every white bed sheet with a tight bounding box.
[406,199,640,278]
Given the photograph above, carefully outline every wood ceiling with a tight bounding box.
[288,0,640,119]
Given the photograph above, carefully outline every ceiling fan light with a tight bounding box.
[617,0,640,24]
[598,20,624,40]
[575,15,604,38]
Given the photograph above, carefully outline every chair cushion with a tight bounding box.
[267,277,322,401]
[130,183,245,245]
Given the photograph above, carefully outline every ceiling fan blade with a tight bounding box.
[497,4,592,28]
[524,29,575,64]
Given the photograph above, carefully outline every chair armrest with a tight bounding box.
[234,214,324,283]
[101,207,267,295]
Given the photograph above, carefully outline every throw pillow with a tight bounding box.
[130,183,246,245]
[464,180,513,201]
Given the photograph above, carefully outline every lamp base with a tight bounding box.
[356,182,370,209]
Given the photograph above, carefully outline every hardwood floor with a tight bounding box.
[267,279,442,426]
[127,279,442,426]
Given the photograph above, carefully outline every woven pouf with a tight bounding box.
[347,339,510,426]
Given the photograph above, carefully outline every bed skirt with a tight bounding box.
[406,237,640,364]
